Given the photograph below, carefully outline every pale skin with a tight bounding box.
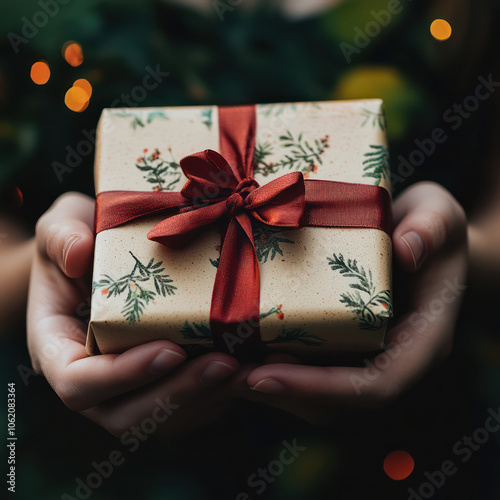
[4,179,470,435]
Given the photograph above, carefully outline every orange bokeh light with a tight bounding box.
[30,61,50,85]
[63,42,84,67]
[430,19,452,41]
[65,86,89,112]
[73,78,92,98]
[383,450,414,481]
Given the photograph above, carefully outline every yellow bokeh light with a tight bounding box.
[73,79,92,98]
[30,61,50,85]
[65,86,89,112]
[430,19,452,41]
[62,41,84,67]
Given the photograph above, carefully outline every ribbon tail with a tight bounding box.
[210,214,262,360]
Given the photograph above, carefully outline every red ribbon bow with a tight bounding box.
[95,105,391,359]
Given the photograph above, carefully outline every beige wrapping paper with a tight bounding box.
[87,99,392,356]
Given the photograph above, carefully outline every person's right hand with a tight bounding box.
[27,192,240,437]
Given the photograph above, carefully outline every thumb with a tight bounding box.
[392,182,466,272]
[36,192,95,278]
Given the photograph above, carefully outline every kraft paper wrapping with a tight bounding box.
[86,99,392,356]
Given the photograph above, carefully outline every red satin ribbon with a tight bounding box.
[95,105,391,358]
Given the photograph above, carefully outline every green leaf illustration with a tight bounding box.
[362,145,389,186]
[92,252,176,325]
[327,253,392,331]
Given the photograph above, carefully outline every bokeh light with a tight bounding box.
[73,78,92,98]
[62,41,84,67]
[64,86,89,112]
[383,450,415,480]
[430,19,452,41]
[30,61,50,85]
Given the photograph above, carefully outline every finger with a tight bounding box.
[392,182,466,272]
[36,192,95,278]
[31,315,189,411]
[81,352,240,436]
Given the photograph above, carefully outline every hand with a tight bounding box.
[27,192,240,436]
[242,182,468,422]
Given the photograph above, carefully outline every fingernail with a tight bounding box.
[199,361,237,386]
[250,378,286,394]
[62,235,80,273]
[400,231,425,270]
[150,349,186,375]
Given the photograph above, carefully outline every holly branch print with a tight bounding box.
[327,253,392,331]
[135,148,181,191]
[93,252,176,325]
[362,145,389,186]
[253,131,329,177]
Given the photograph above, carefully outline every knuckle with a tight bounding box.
[421,210,449,247]
[54,191,87,207]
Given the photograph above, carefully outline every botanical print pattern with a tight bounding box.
[179,304,324,345]
[135,148,181,191]
[361,107,386,131]
[110,109,169,129]
[92,252,176,325]
[253,223,294,263]
[327,253,392,331]
[254,131,330,177]
[201,107,213,129]
[210,222,295,268]
[362,145,389,186]
[258,102,320,118]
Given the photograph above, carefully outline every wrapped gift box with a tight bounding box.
[87,99,393,357]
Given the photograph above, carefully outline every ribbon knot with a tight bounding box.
[225,178,259,217]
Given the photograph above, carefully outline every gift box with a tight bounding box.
[87,99,393,359]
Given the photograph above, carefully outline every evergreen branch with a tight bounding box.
[362,145,389,186]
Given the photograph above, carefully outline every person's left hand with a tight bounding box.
[237,182,468,424]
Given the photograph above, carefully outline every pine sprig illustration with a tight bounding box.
[179,305,286,342]
[179,321,212,341]
[93,252,176,325]
[265,326,324,346]
[135,147,181,191]
[201,108,213,129]
[253,131,329,177]
[363,145,389,186]
[253,223,294,263]
[361,108,386,131]
[110,109,169,129]
[327,253,392,331]
[209,224,294,267]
